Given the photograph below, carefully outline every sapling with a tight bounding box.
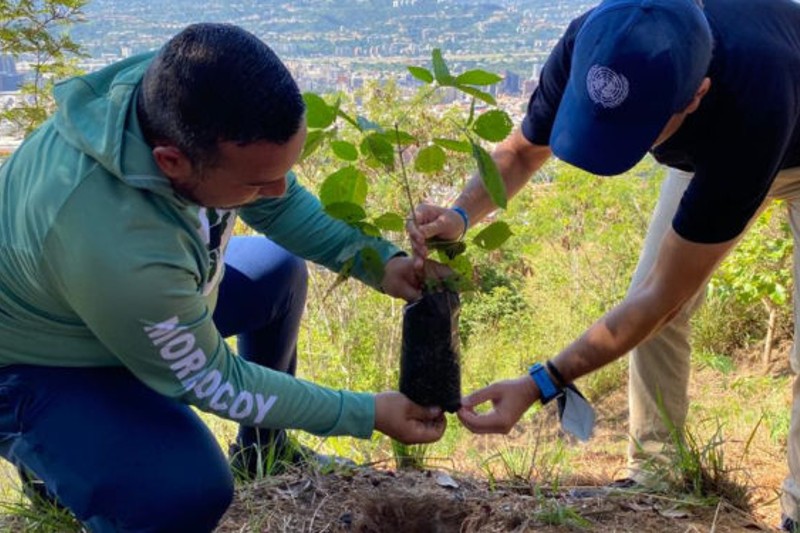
[298,49,515,414]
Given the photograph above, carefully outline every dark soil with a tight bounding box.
[217,467,774,532]
[217,343,793,532]
[400,291,462,413]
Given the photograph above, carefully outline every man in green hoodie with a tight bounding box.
[0,23,445,531]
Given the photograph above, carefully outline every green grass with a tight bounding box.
[533,499,592,529]
[1,162,793,530]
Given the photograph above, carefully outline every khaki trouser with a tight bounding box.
[627,166,800,519]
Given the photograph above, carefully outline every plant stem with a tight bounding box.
[394,123,418,227]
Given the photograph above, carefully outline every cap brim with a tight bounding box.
[551,78,672,176]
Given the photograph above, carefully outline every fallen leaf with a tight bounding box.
[435,472,459,489]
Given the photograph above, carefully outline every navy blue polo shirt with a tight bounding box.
[522,0,800,244]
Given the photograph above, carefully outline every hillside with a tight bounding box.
[1,362,784,533]
[214,353,789,532]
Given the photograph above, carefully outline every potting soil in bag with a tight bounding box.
[399,290,461,413]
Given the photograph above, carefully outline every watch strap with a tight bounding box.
[528,362,563,405]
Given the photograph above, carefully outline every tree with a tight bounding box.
[300,49,514,290]
[709,203,793,366]
[0,0,86,135]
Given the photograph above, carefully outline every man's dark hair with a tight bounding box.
[138,23,305,169]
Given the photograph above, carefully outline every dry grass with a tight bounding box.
[217,466,772,532]
[0,345,792,532]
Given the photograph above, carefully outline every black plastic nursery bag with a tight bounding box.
[399,290,462,413]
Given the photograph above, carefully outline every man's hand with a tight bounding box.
[381,255,452,301]
[457,375,539,434]
[374,391,447,444]
[406,204,466,269]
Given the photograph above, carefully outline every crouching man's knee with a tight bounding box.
[80,467,234,533]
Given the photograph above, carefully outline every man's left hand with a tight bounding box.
[381,255,451,301]
[457,375,539,434]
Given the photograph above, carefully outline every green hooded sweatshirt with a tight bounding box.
[0,53,401,439]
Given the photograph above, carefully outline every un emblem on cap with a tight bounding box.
[586,65,629,108]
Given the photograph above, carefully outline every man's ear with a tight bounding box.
[152,145,192,182]
[684,77,711,114]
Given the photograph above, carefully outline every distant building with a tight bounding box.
[523,78,539,97]
[531,62,542,82]
[501,70,521,96]
[0,56,23,92]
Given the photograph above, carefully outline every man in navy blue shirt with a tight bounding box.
[409,0,800,527]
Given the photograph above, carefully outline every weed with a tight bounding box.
[229,440,283,481]
[479,415,572,494]
[486,444,536,484]
[660,408,757,511]
[533,498,591,528]
[391,441,430,471]
[0,497,81,533]
[694,350,737,374]
[763,408,791,445]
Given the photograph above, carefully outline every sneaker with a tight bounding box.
[607,478,641,489]
[229,440,356,480]
[782,515,799,532]
[288,442,357,472]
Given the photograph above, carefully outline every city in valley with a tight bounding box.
[0,0,593,155]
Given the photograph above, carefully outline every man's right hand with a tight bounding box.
[406,204,466,269]
[374,391,447,444]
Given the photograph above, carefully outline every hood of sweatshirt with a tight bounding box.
[52,51,184,203]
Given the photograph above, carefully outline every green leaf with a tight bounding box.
[434,138,472,153]
[324,202,367,223]
[772,284,788,305]
[428,238,467,259]
[408,66,434,84]
[374,213,406,231]
[331,140,359,161]
[356,221,382,237]
[472,221,513,250]
[467,97,476,126]
[455,69,503,86]
[472,110,513,142]
[303,93,336,129]
[300,129,327,161]
[471,142,507,208]
[456,84,497,105]
[360,133,395,169]
[437,254,474,292]
[325,257,355,298]
[359,247,386,287]
[432,49,454,85]
[337,109,361,130]
[390,130,417,146]
[414,145,446,174]
[319,166,368,207]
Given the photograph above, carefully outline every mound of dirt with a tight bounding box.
[217,467,773,532]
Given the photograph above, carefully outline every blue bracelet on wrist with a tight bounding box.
[528,362,564,405]
[451,206,469,239]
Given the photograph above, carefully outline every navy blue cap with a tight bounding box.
[551,0,712,176]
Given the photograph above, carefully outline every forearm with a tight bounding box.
[241,174,400,287]
[551,285,682,383]
[550,230,735,385]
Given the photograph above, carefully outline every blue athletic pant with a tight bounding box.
[0,236,308,532]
